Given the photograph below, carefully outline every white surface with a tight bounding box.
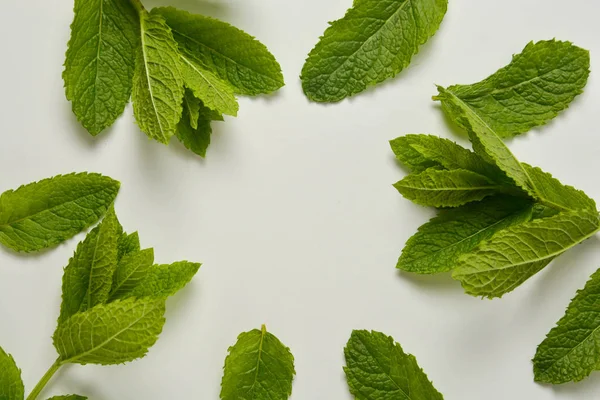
[1,0,599,398]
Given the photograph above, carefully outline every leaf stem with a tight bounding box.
[129,0,146,13]
[26,358,63,400]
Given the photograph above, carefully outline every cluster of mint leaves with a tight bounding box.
[301,0,447,103]
[64,0,283,157]
[0,174,200,399]
[393,39,600,384]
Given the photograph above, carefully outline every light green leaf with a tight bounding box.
[183,90,201,129]
[176,99,222,158]
[394,168,501,208]
[155,7,284,95]
[64,0,139,135]
[534,267,600,383]
[57,207,120,325]
[220,325,295,400]
[0,347,24,400]
[132,11,184,144]
[53,297,166,365]
[452,210,600,298]
[108,248,155,301]
[436,40,589,138]
[47,396,87,400]
[179,53,238,116]
[0,173,120,253]
[129,261,200,299]
[117,231,140,262]
[301,0,447,103]
[399,196,534,274]
[344,330,443,400]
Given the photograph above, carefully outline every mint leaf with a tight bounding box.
[117,231,140,262]
[129,261,200,299]
[47,396,87,400]
[155,7,284,95]
[394,168,501,208]
[53,297,166,365]
[399,196,533,274]
[220,325,295,400]
[176,99,222,157]
[0,173,120,253]
[108,248,155,301]
[183,90,201,129]
[57,207,120,325]
[132,11,184,144]
[301,0,448,103]
[64,0,138,135]
[534,267,600,383]
[344,330,443,400]
[452,210,600,298]
[0,347,24,400]
[436,40,589,138]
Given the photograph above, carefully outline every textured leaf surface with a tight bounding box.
[47,396,87,400]
[117,231,140,262]
[220,325,295,400]
[0,173,119,253]
[344,330,443,400]
[0,347,23,400]
[108,248,155,301]
[394,169,500,208]
[176,99,221,157]
[155,7,284,95]
[130,261,200,299]
[399,196,533,274]
[64,0,138,135]
[534,268,600,383]
[183,90,201,129]
[58,208,120,325]
[53,298,165,365]
[132,11,184,144]
[301,0,447,102]
[452,210,600,298]
[436,40,589,138]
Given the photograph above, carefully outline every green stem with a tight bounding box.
[26,359,63,400]
[129,0,146,13]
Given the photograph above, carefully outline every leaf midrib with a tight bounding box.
[180,55,231,111]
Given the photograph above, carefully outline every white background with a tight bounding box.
[1,0,599,398]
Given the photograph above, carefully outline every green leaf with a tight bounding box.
[220,325,295,400]
[0,347,24,400]
[344,330,443,400]
[132,11,184,144]
[436,40,590,138]
[534,267,600,383]
[178,52,238,117]
[53,297,166,365]
[108,248,155,301]
[301,0,448,103]
[57,207,120,325]
[0,173,120,253]
[176,99,221,158]
[399,196,534,274]
[47,396,87,400]
[452,210,600,298]
[394,168,501,208]
[129,261,201,299]
[183,90,201,129]
[117,231,140,262]
[155,7,284,95]
[64,0,139,135]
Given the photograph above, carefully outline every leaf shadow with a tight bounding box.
[62,102,115,150]
[50,364,110,400]
[397,269,461,295]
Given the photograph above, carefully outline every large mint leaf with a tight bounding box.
[301,0,447,103]
[53,298,165,365]
[108,248,154,301]
[394,168,501,208]
[132,11,184,144]
[344,330,443,400]
[436,40,589,138]
[129,261,200,299]
[220,325,295,400]
[57,208,120,325]
[176,96,222,158]
[0,347,23,400]
[0,173,120,253]
[154,7,284,95]
[64,0,138,135]
[399,196,533,274]
[534,267,600,383]
[452,210,600,298]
